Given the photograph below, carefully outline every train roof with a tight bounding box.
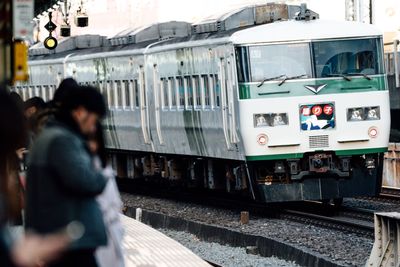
[230,19,383,45]
[28,3,382,62]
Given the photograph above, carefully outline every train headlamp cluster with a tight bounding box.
[347,106,380,122]
[254,113,289,127]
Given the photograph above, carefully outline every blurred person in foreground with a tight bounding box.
[23,96,46,147]
[25,86,108,267]
[23,97,46,120]
[33,78,79,136]
[0,87,70,267]
[88,122,125,267]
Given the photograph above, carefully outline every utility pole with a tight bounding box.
[0,0,13,84]
[346,0,374,24]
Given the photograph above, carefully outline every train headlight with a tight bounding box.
[272,113,288,126]
[255,114,268,127]
[347,106,381,122]
[254,113,289,127]
[366,107,380,120]
[348,108,364,121]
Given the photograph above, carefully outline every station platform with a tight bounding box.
[121,215,210,267]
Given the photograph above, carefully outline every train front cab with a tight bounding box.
[234,25,390,203]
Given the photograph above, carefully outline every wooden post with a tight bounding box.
[240,211,249,225]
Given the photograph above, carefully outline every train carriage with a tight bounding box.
[18,3,390,203]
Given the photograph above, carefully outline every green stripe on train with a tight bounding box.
[239,75,386,100]
[245,147,388,161]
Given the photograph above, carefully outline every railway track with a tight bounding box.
[281,207,374,237]
[117,178,376,237]
[380,187,400,200]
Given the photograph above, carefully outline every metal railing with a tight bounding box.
[382,143,400,189]
[384,39,400,88]
[366,212,400,267]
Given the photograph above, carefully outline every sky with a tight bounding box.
[35,0,399,41]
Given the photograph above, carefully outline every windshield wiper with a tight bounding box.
[345,73,372,80]
[278,74,308,86]
[257,75,286,87]
[326,73,352,81]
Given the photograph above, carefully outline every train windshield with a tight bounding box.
[235,38,384,83]
[236,43,312,83]
[312,38,384,78]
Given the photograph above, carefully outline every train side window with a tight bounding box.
[184,76,193,110]
[98,81,104,95]
[41,85,48,102]
[49,85,55,100]
[27,86,32,98]
[20,87,25,101]
[168,78,176,110]
[134,79,139,109]
[106,81,113,109]
[115,80,122,109]
[208,76,215,109]
[103,82,108,109]
[193,75,201,110]
[35,86,41,97]
[25,86,29,100]
[24,86,29,101]
[123,80,130,109]
[30,86,35,98]
[202,75,211,109]
[160,78,169,110]
[35,86,41,98]
[176,77,184,110]
[121,80,128,109]
[213,74,221,108]
[20,87,26,101]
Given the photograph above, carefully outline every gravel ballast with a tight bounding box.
[343,197,400,212]
[160,228,300,267]
[121,193,378,266]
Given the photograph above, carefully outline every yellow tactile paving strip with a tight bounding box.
[121,215,211,267]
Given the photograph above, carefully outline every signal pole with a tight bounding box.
[345,0,374,24]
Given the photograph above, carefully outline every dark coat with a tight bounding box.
[25,120,107,250]
[0,227,14,267]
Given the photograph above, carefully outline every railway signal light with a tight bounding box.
[44,35,58,50]
[44,20,57,32]
[75,13,89,27]
[44,12,58,50]
[60,24,71,37]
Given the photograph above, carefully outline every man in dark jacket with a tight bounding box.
[25,86,108,267]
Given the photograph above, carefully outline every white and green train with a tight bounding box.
[19,3,390,203]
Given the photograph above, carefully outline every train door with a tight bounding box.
[139,65,151,144]
[219,55,239,150]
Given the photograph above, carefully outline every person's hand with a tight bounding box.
[15,148,27,160]
[12,232,70,267]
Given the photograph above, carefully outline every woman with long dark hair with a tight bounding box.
[0,86,70,267]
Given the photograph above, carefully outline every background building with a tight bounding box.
[33,0,398,43]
